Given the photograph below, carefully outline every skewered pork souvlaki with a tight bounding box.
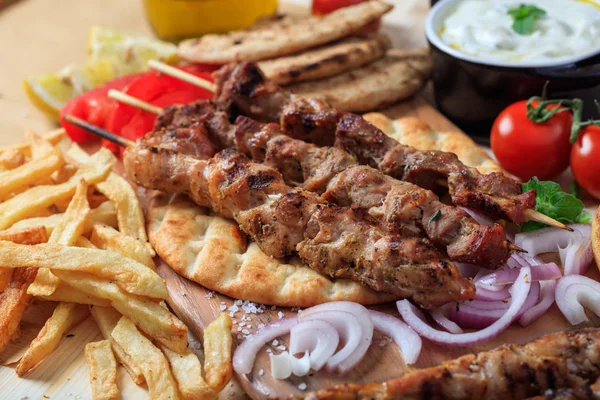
[212,62,536,223]
[123,130,474,308]
[154,102,513,268]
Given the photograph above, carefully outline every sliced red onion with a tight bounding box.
[460,207,494,226]
[474,286,511,301]
[270,351,292,380]
[473,268,505,292]
[233,316,298,375]
[429,306,463,334]
[369,310,422,364]
[555,275,600,325]
[518,280,557,327]
[476,263,561,286]
[289,319,339,371]
[515,224,591,255]
[397,267,532,346]
[299,301,373,374]
[291,351,311,377]
[558,238,593,276]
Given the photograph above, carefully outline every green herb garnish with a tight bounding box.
[429,210,442,225]
[521,177,591,231]
[508,4,546,35]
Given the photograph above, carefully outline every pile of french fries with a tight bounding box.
[0,130,233,400]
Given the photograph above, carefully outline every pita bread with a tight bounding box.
[147,192,397,307]
[177,1,393,63]
[362,114,505,175]
[593,207,600,271]
[287,49,432,113]
[258,33,392,85]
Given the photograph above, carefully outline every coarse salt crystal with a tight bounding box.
[258,323,265,329]
[272,339,279,346]
[259,369,264,376]
[242,329,250,335]
[277,345,286,351]
[235,299,243,306]
[266,349,272,354]
[278,311,284,319]
[298,383,307,391]
[219,305,227,311]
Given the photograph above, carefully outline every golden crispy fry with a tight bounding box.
[0,129,67,157]
[111,317,180,400]
[203,314,233,392]
[10,201,117,236]
[16,302,89,376]
[162,347,216,400]
[0,152,64,200]
[58,271,187,353]
[68,144,150,247]
[29,179,91,297]
[39,281,110,306]
[51,163,78,185]
[89,306,145,385]
[0,241,167,299]
[25,131,56,159]
[76,236,95,248]
[0,226,48,293]
[0,149,25,171]
[0,268,37,353]
[91,224,155,270]
[0,269,13,293]
[0,148,115,230]
[85,340,120,400]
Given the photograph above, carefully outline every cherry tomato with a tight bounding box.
[312,0,368,14]
[571,125,600,200]
[60,74,142,143]
[491,100,573,181]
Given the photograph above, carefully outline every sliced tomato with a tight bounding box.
[60,74,142,143]
[312,0,368,14]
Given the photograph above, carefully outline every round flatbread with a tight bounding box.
[147,192,397,307]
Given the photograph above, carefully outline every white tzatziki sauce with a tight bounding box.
[440,0,600,63]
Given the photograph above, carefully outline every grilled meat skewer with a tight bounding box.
[213,62,536,223]
[154,102,513,268]
[123,133,474,308]
[306,328,600,400]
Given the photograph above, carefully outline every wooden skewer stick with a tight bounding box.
[127,63,575,233]
[148,60,217,93]
[508,243,526,253]
[63,115,133,148]
[108,89,162,115]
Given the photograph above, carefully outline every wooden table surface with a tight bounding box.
[0,1,432,399]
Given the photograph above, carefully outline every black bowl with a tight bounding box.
[426,0,600,136]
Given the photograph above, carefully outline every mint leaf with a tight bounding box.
[521,177,591,231]
[508,4,546,35]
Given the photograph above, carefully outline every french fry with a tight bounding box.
[15,302,89,376]
[89,306,145,385]
[0,241,167,299]
[111,317,180,400]
[39,281,110,306]
[57,271,187,353]
[85,340,120,400]
[68,144,150,246]
[91,224,155,270]
[0,226,48,293]
[76,236,95,248]
[0,149,25,171]
[10,201,117,236]
[51,163,78,185]
[0,148,115,230]
[0,268,37,353]
[0,152,64,200]
[0,128,67,157]
[203,314,233,392]
[25,130,55,159]
[162,346,216,400]
[29,179,91,296]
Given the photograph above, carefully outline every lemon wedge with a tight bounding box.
[25,26,177,121]
[88,26,178,75]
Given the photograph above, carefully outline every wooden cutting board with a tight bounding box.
[154,97,600,399]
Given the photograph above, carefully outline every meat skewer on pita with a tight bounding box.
[146,60,568,232]
[63,114,475,309]
[108,89,521,269]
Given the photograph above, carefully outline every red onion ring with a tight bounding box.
[233,316,298,375]
[518,280,556,327]
[555,275,600,325]
[558,238,593,276]
[289,319,339,371]
[477,263,561,286]
[474,286,511,301]
[369,310,422,364]
[397,267,532,346]
[515,224,591,255]
[429,305,463,334]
